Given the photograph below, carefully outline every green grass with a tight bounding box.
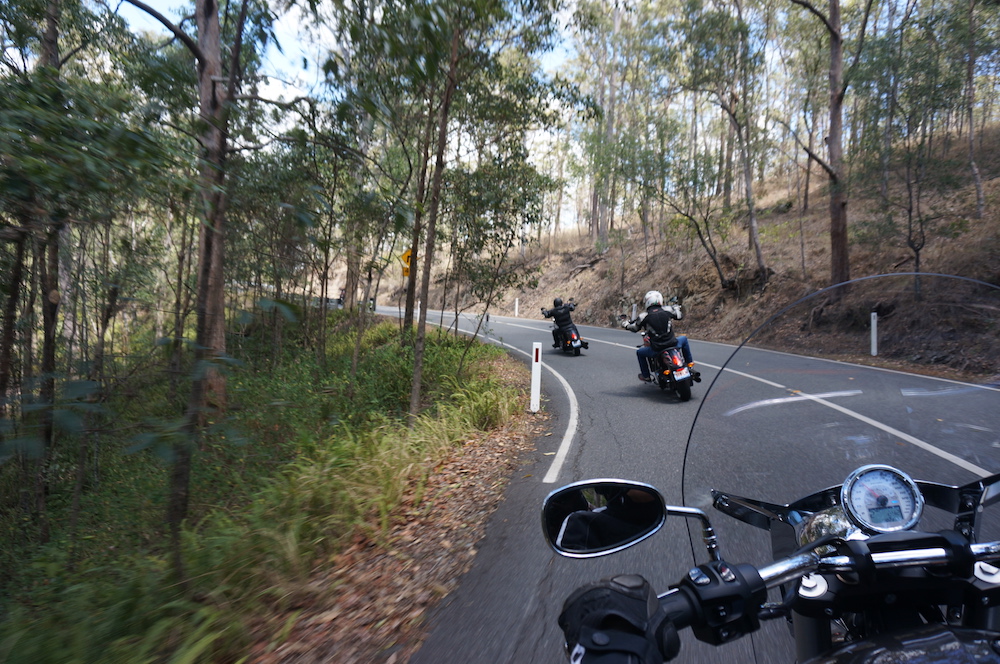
[0,317,525,664]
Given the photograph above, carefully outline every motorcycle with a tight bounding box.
[555,323,588,356]
[643,337,694,402]
[544,300,589,356]
[542,274,1000,663]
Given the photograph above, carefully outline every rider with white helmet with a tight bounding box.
[621,290,696,382]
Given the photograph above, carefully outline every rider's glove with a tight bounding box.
[665,305,681,318]
[558,574,680,663]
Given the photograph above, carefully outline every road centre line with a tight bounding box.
[710,366,991,478]
[438,314,992,481]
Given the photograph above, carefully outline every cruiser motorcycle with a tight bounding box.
[643,339,694,402]
[543,274,1000,663]
[555,322,588,356]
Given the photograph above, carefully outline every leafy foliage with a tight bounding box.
[0,315,523,663]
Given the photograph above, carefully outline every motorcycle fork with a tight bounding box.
[792,611,832,662]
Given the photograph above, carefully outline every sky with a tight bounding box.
[115,1,570,100]
[116,0,319,101]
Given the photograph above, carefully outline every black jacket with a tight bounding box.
[626,304,681,351]
[543,303,576,330]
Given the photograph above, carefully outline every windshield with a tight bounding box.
[681,274,1000,572]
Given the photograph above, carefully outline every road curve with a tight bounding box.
[395,309,999,664]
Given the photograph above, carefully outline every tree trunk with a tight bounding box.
[404,89,437,333]
[967,0,984,220]
[409,24,460,425]
[828,0,850,285]
[168,0,246,584]
[0,232,26,418]
[598,5,621,247]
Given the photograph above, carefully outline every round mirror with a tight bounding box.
[541,480,666,557]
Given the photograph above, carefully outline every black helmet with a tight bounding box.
[554,297,563,307]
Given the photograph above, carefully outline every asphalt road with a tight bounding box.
[398,309,1000,664]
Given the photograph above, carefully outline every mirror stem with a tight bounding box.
[667,505,722,561]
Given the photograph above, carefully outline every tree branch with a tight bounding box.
[788,0,837,36]
[121,0,205,64]
[843,0,876,93]
[771,116,837,181]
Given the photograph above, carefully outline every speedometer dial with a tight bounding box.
[841,465,924,534]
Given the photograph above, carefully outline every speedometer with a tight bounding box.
[841,465,924,534]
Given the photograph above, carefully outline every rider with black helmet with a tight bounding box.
[542,297,578,349]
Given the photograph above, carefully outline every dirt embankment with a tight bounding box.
[485,173,1000,350]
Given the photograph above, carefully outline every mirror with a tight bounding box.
[541,480,666,557]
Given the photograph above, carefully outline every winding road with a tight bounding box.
[394,308,1000,664]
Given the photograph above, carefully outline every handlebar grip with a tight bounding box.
[660,561,768,648]
[657,587,698,631]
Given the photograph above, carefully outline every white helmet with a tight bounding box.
[643,290,664,309]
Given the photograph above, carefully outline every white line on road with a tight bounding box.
[422,312,992,481]
[477,337,579,484]
[705,362,992,478]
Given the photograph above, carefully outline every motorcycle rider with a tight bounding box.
[621,290,698,383]
[542,297,579,349]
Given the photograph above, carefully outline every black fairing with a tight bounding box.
[804,625,1000,663]
[681,274,1000,663]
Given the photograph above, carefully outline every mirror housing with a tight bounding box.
[541,480,666,558]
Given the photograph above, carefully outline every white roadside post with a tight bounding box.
[631,303,637,320]
[871,312,878,356]
[530,342,541,412]
[515,298,519,317]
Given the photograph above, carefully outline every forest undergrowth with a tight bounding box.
[0,312,530,663]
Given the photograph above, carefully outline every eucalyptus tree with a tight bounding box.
[641,94,740,289]
[310,0,441,328]
[570,0,626,246]
[116,0,277,581]
[964,0,986,219]
[773,9,831,214]
[441,48,560,335]
[390,0,560,424]
[859,10,965,282]
[1,0,163,544]
[446,156,552,362]
[679,0,769,284]
[786,0,876,286]
[226,145,315,359]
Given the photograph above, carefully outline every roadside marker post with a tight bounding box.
[871,312,878,356]
[515,298,519,317]
[530,342,541,412]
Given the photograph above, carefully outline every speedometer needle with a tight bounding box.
[859,482,881,498]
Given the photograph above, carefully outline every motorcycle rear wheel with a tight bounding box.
[676,380,692,402]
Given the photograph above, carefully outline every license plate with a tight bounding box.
[673,368,690,380]
[572,340,581,347]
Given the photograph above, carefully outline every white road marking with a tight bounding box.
[420,311,994,481]
[705,359,992,478]
[423,315,580,484]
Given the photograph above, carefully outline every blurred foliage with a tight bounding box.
[0,313,523,663]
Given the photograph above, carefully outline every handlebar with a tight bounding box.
[652,534,1000,648]
[760,538,1000,585]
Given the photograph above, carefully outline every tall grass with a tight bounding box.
[0,321,525,663]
